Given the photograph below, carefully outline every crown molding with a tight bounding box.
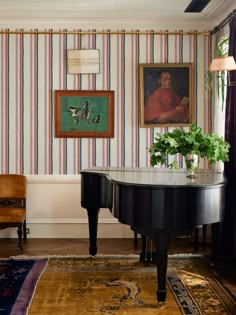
[0,16,224,32]
[0,0,234,32]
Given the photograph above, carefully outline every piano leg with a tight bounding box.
[87,208,100,257]
[140,234,148,261]
[154,231,170,302]
[211,222,221,264]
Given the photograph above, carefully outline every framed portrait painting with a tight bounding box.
[139,63,194,127]
[55,90,114,138]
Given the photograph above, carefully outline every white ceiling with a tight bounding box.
[0,0,235,30]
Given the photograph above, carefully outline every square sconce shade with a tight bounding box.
[210,56,236,72]
[67,49,100,74]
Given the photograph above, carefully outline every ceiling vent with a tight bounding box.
[184,0,211,12]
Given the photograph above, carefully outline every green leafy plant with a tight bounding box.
[205,35,229,110]
[149,124,230,169]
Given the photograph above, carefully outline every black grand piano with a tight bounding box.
[80,167,226,302]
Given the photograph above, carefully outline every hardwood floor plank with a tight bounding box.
[0,237,235,295]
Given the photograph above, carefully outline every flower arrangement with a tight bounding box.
[149,124,230,169]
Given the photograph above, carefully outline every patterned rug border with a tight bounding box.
[167,267,236,315]
[213,269,236,301]
[3,256,236,315]
[28,255,236,315]
[10,253,204,259]
[0,258,48,315]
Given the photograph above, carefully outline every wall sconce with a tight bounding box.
[67,49,100,74]
[210,56,236,86]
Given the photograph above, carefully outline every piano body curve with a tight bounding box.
[80,167,226,302]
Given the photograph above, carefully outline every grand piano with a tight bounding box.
[80,167,226,302]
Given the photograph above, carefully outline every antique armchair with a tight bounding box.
[0,174,27,249]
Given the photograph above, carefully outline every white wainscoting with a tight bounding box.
[0,175,134,239]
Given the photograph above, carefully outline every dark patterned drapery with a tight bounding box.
[223,16,236,257]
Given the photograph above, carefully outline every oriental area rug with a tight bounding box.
[0,258,47,315]
[1,256,236,315]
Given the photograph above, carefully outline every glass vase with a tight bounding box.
[185,153,199,178]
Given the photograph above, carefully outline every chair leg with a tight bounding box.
[17,223,23,250]
[23,220,27,240]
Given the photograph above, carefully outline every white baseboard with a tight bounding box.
[0,223,135,238]
[0,175,135,239]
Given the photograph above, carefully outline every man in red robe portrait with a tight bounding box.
[144,71,189,124]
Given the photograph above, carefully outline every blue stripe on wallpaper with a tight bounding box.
[50,32,54,174]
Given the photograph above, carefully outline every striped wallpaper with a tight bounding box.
[0,29,211,175]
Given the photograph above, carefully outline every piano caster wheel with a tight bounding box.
[90,255,95,259]
[157,289,166,302]
[89,247,97,257]
[140,252,146,262]
[140,251,156,263]
[157,301,165,306]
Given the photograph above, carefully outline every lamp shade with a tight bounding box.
[210,56,236,72]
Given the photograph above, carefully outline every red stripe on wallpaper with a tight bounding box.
[62,32,67,174]
[47,33,51,174]
[72,23,81,163]
[163,31,167,63]
[4,32,9,173]
[33,32,38,175]
[105,30,109,91]
[101,30,112,167]
[205,33,211,132]
[120,31,124,167]
[149,30,153,63]
[19,32,23,174]
[90,30,96,167]
[76,32,82,172]
[104,31,109,167]
[178,31,182,63]
[144,33,153,167]
[191,32,198,128]
[133,32,138,167]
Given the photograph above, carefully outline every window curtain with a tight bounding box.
[213,28,228,139]
[223,15,236,257]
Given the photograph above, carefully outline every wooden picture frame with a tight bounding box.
[55,90,114,138]
[139,63,194,127]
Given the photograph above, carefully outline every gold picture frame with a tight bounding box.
[55,90,114,138]
[139,63,194,127]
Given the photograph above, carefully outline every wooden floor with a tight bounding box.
[0,236,236,295]
[0,235,207,257]
[0,236,230,261]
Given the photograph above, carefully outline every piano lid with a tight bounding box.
[80,167,226,188]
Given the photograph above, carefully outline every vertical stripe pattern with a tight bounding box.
[0,29,211,174]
